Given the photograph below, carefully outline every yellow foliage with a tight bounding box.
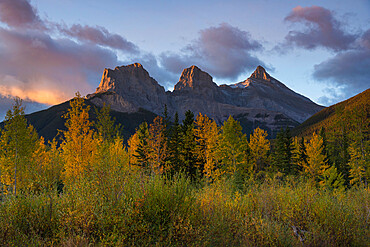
[147,116,167,175]
[249,127,270,172]
[302,132,328,180]
[194,113,220,180]
[60,93,97,185]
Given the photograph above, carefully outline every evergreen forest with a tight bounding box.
[0,94,368,246]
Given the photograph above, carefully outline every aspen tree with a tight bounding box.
[60,93,97,184]
[0,97,38,195]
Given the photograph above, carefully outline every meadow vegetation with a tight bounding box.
[0,94,368,246]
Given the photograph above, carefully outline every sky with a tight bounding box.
[0,0,369,120]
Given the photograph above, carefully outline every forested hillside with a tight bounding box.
[0,94,368,246]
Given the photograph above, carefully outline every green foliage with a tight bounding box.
[272,127,294,175]
[0,175,368,246]
[0,97,39,195]
[320,165,345,191]
[94,103,122,142]
[0,93,369,245]
[60,92,96,185]
[218,116,249,178]
[179,110,199,180]
[134,122,150,171]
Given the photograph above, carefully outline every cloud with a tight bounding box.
[58,24,139,53]
[0,0,45,29]
[133,53,178,88]
[283,6,357,51]
[0,27,120,105]
[160,23,265,81]
[313,29,370,104]
[0,0,149,111]
[0,95,48,121]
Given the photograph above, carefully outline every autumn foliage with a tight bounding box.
[0,95,368,246]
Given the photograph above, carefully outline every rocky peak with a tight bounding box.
[96,63,163,94]
[174,65,217,91]
[90,63,167,114]
[249,65,271,81]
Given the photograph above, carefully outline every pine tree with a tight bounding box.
[167,112,182,175]
[134,122,150,172]
[292,137,306,174]
[0,97,39,195]
[179,110,198,180]
[272,127,293,175]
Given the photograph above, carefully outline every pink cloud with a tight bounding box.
[58,24,139,53]
[160,23,266,80]
[284,6,357,51]
[0,0,45,29]
[0,28,119,104]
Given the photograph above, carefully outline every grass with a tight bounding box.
[0,173,369,246]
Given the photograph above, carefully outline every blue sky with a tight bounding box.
[0,0,369,119]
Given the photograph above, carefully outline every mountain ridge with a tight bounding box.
[88,64,323,125]
[2,63,325,141]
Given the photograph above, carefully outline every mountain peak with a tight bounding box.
[174,65,216,91]
[249,65,271,81]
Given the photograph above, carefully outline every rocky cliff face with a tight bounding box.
[90,63,168,114]
[87,63,324,135]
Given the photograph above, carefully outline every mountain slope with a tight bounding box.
[24,97,157,142]
[2,63,325,141]
[87,64,323,137]
[292,88,370,137]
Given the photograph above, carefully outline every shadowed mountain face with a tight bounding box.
[87,64,323,136]
[6,63,324,142]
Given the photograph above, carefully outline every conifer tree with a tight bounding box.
[292,137,306,174]
[127,132,140,166]
[179,110,198,179]
[249,127,270,174]
[302,132,329,181]
[134,122,150,171]
[168,112,182,175]
[320,165,345,191]
[272,127,293,175]
[0,97,39,195]
[194,113,220,179]
[217,116,248,177]
[147,116,168,175]
[346,104,369,185]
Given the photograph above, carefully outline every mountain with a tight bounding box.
[22,98,157,142]
[2,63,324,141]
[87,64,323,137]
[292,88,370,137]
